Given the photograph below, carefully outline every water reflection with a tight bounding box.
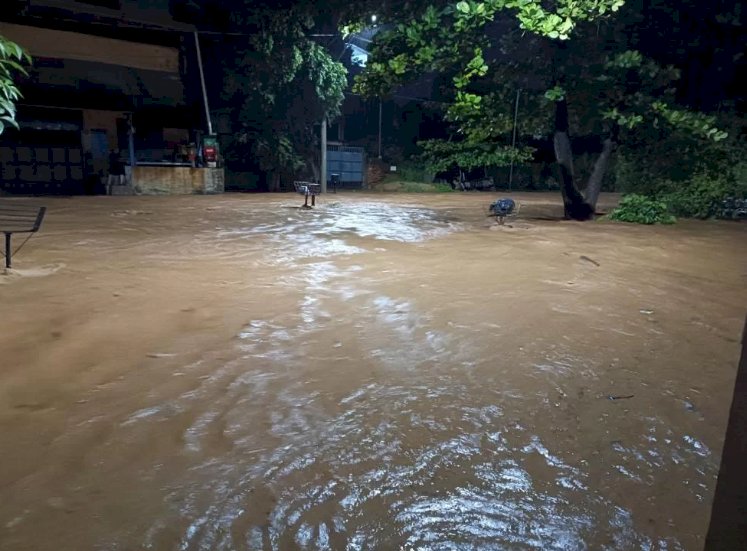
[132,203,715,550]
[141,373,696,550]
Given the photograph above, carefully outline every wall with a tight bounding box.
[0,23,179,73]
[132,167,224,195]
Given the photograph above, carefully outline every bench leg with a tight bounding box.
[312,195,316,207]
[4,233,10,269]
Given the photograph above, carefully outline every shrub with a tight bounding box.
[658,169,747,219]
[401,182,430,192]
[659,173,727,219]
[400,181,454,193]
[397,160,437,184]
[432,182,455,193]
[609,194,676,224]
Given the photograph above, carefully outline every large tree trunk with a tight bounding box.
[309,158,320,184]
[553,99,594,221]
[584,136,616,211]
[268,171,281,192]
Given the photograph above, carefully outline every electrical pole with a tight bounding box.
[321,116,327,193]
[194,31,213,136]
[508,89,520,191]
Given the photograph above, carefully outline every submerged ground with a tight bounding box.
[0,192,745,550]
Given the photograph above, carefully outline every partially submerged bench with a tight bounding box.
[0,204,46,269]
[293,181,322,208]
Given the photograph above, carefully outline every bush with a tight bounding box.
[658,169,747,219]
[659,172,728,219]
[609,194,676,224]
[400,181,454,193]
[432,182,455,193]
[397,160,437,184]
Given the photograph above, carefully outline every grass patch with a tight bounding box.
[372,179,454,193]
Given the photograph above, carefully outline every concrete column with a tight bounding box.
[321,116,327,194]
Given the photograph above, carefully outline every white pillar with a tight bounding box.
[321,116,327,193]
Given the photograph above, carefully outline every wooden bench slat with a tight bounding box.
[0,205,46,234]
[2,205,46,268]
[0,217,42,223]
[0,212,40,216]
[0,213,39,219]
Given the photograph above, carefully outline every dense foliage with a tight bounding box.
[418,139,533,174]
[182,0,349,189]
[0,35,29,135]
[348,0,738,218]
[609,194,675,224]
[221,35,347,189]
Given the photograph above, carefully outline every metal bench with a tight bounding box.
[0,204,47,269]
[293,181,322,208]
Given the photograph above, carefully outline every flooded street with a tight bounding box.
[0,193,745,550]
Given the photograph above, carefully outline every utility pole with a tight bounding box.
[508,89,520,191]
[321,116,327,193]
[194,31,213,135]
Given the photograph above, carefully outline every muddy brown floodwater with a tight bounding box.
[0,192,745,551]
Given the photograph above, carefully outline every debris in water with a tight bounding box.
[607,394,635,400]
[640,309,654,315]
[147,353,177,359]
[580,255,601,267]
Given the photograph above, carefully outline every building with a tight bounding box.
[0,0,223,195]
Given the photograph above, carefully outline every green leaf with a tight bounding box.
[456,1,470,14]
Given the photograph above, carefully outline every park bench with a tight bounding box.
[293,181,322,208]
[0,204,47,269]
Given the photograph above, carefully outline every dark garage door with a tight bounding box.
[327,145,364,189]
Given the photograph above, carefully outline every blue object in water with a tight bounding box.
[489,198,516,217]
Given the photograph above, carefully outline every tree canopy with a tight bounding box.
[176,0,350,189]
[350,0,735,218]
[0,34,29,136]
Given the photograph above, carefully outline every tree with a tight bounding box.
[221,37,346,190]
[0,34,29,135]
[351,0,729,219]
[418,138,533,182]
[181,0,348,190]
